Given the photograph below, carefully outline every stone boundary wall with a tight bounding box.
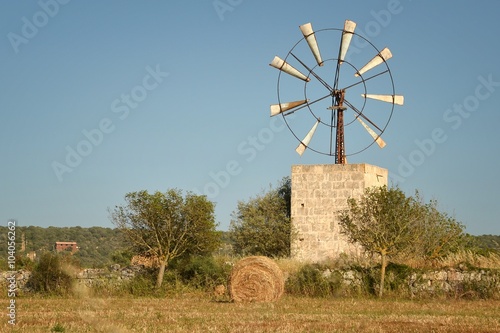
[0,264,145,292]
[2,265,498,298]
[322,267,500,298]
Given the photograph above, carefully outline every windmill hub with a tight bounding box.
[327,106,347,111]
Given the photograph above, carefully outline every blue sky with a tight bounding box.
[1,0,499,235]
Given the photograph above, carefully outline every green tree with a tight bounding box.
[277,176,291,218]
[339,186,422,297]
[230,177,292,257]
[339,186,468,297]
[110,189,220,289]
[407,198,467,262]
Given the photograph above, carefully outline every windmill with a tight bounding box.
[269,20,404,164]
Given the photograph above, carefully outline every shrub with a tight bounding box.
[451,270,500,300]
[286,264,340,297]
[26,252,74,295]
[51,323,65,332]
[176,256,231,291]
[111,249,133,267]
[0,258,8,271]
[14,254,36,271]
[123,269,157,296]
[379,263,414,296]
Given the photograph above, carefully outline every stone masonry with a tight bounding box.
[291,163,388,262]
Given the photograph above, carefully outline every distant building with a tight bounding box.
[55,241,78,253]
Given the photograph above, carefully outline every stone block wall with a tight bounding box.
[291,163,388,262]
[0,265,143,293]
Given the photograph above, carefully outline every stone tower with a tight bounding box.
[291,163,388,262]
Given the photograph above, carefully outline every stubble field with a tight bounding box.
[2,295,500,333]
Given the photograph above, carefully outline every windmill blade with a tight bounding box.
[299,23,323,66]
[270,99,309,117]
[362,94,404,105]
[355,47,392,77]
[296,119,320,156]
[270,56,310,82]
[339,20,356,63]
[356,117,386,148]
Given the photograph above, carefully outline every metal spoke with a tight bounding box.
[341,70,389,91]
[290,53,333,93]
[343,99,383,133]
[281,93,332,116]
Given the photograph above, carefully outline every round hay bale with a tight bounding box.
[229,256,284,303]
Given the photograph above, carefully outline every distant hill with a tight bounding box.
[0,226,498,269]
[474,234,500,252]
[0,226,129,268]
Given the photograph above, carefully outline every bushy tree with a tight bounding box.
[407,197,467,262]
[339,186,423,297]
[110,189,220,288]
[339,186,467,297]
[230,177,292,257]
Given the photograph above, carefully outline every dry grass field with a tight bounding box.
[2,294,500,333]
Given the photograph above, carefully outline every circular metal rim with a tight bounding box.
[276,27,396,158]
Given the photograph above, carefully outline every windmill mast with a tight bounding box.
[331,90,347,164]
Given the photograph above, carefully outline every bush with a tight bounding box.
[123,269,157,296]
[454,278,498,300]
[285,263,415,298]
[0,258,8,271]
[176,256,231,291]
[286,264,341,297]
[111,250,133,267]
[26,252,74,295]
[15,254,36,271]
[51,323,66,332]
[116,266,199,297]
[381,263,415,296]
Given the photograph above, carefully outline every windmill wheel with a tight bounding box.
[269,20,404,164]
